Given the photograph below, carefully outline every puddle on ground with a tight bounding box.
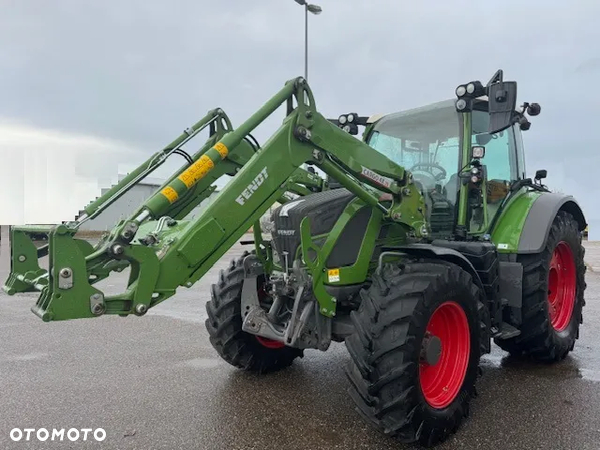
[479,350,594,382]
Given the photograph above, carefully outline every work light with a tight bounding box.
[472,146,485,159]
[456,85,467,97]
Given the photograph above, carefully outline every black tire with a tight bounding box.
[344,259,486,448]
[494,210,586,362]
[205,252,303,374]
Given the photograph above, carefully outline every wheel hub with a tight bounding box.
[419,301,471,409]
[421,334,442,366]
[547,241,576,332]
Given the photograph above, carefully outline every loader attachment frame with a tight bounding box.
[3,77,426,322]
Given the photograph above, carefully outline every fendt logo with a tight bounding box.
[10,428,106,443]
[236,167,269,205]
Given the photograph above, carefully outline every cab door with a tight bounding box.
[468,109,521,234]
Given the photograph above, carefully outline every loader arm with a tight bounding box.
[3,77,426,322]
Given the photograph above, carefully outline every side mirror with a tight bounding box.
[527,103,541,116]
[488,81,517,134]
[535,169,547,180]
[475,133,493,146]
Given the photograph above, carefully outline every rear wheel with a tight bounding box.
[205,252,303,373]
[494,210,586,361]
[344,260,486,447]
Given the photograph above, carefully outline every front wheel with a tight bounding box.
[205,252,303,374]
[344,260,486,448]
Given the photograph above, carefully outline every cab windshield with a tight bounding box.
[366,100,461,202]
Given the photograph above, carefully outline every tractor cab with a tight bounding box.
[359,73,538,239]
[364,100,463,238]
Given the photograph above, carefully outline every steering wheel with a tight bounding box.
[409,162,447,181]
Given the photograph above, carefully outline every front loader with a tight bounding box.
[3,70,587,447]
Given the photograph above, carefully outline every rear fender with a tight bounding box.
[517,193,586,254]
[491,190,586,255]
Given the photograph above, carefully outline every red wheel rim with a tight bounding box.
[419,301,471,409]
[255,336,286,349]
[548,241,577,332]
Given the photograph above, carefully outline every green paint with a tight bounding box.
[2,227,49,295]
[457,112,471,228]
[298,199,376,316]
[252,221,274,275]
[322,203,384,284]
[299,216,333,315]
[490,188,541,253]
[30,226,103,322]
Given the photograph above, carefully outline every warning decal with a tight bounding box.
[328,268,340,283]
[161,186,179,204]
[178,155,215,188]
[214,142,229,158]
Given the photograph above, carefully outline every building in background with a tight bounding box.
[77,174,220,232]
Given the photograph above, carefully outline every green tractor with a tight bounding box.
[3,69,587,447]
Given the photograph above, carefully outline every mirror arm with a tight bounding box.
[486,69,504,88]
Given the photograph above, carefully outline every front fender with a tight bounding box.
[381,243,485,292]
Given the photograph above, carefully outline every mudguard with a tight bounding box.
[380,243,485,292]
[517,192,586,254]
[491,190,586,255]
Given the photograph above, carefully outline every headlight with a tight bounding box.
[456,85,467,97]
[338,114,347,124]
[466,83,476,94]
[347,113,355,123]
[343,125,351,132]
[456,99,467,110]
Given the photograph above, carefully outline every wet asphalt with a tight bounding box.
[1,231,600,450]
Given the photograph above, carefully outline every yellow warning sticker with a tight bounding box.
[178,155,215,188]
[161,186,179,204]
[328,268,340,283]
[214,142,228,158]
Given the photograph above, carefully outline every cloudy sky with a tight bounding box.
[1,1,599,230]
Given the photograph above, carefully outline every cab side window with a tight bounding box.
[513,123,527,180]
[471,111,518,183]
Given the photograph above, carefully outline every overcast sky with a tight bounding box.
[1,1,599,229]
